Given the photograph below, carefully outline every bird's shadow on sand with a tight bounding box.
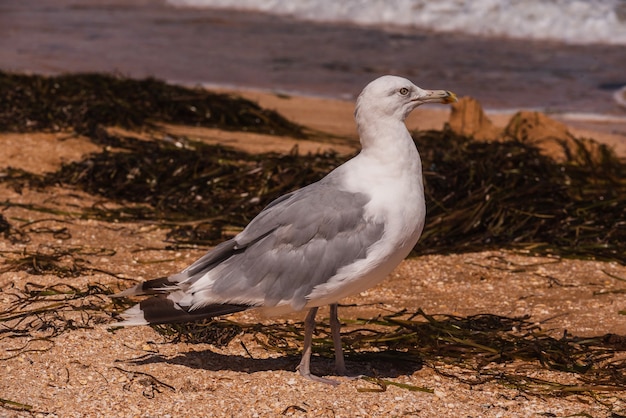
[124,348,423,379]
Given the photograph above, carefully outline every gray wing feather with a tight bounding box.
[179,239,239,278]
[190,181,385,310]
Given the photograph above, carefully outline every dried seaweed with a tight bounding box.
[151,308,626,397]
[47,131,339,225]
[0,213,29,243]
[0,397,33,413]
[319,310,625,395]
[113,366,176,398]
[5,129,344,243]
[415,130,626,262]
[152,321,243,347]
[7,130,625,263]
[0,281,117,347]
[0,71,305,137]
[0,245,121,279]
[2,128,623,262]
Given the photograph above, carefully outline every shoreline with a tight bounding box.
[200,81,626,117]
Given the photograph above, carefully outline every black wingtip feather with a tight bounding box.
[112,276,178,298]
[139,295,250,325]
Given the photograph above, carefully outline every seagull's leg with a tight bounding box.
[329,303,346,375]
[297,307,340,386]
[297,307,317,380]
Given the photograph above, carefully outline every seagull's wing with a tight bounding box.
[188,181,385,310]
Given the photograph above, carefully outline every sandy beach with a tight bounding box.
[1,79,626,417]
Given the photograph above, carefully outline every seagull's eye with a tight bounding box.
[399,87,410,96]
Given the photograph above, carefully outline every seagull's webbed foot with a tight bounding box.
[297,364,341,386]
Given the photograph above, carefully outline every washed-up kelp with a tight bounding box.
[416,131,626,262]
[20,129,344,243]
[8,128,624,263]
[246,309,626,395]
[0,71,305,137]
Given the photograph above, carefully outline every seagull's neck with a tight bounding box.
[355,113,419,166]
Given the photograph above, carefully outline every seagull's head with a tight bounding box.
[355,75,457,121]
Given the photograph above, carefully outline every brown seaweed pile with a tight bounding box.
[0,71,305,137]
[416,131,625,262]
[5,129,624,263]
[250,309,626,395]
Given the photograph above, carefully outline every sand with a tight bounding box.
[1,91,626,417]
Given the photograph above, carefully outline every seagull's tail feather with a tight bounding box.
[112,295,250,327]
[111,276,182,298]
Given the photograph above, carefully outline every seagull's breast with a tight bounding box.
[301,149,426,308]
[342,146,426,240]
[353,150,426,263]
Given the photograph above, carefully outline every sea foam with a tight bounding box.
[167,0,626,45]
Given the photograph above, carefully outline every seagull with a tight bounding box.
[111,75,457,385]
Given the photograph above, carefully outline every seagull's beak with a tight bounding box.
[415,90,458,104]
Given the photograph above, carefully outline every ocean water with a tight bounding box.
[0,0,625,116]
[168,0,626,45]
